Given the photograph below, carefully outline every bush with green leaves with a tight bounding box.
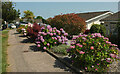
[35,25,68,50]
[90,24,106,36]
[67,33,120,72]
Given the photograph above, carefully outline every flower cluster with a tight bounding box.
[36,25,68,50]
[17,23,33,36]
[67,33,119,72]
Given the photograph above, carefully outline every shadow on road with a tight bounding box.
[14,32,20,34]
[29,45,45,52]
[20,38,34,43]
[54,59,72,72]
[19,35,26,37]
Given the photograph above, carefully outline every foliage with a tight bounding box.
[23,10,35,22]
[27,23,42,40]
[47,13,86,35]
[84,29,90,34]
[2,1,20,23]
[16,23,33,36]
[35,25,68,50]
[67,33,120,72]
[117,19,120,48]
[16,25,26,33]
[35,16,48,24]
[36,16,43,19]
[51,44,70,55]
[90,24,106,36]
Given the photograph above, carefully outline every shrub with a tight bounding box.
[84,29,90,34]
[47,13,86,35]
[27,23,42,40]
[90,24,106,36]
[16,25,25,33]
[67,33,119,72]
[50,44,70,55]
[17,23,33,36]
[35,25,68,50]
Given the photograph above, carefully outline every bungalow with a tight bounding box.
[76,11,113,29]
[100,11,120,36]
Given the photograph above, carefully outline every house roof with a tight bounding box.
[100,11,120,21]
[76,11,110,21]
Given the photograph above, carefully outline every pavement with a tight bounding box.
[7,29,72,72]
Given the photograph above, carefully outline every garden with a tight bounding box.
[16,13,120,72]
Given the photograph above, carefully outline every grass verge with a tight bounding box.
[2,30,9,72]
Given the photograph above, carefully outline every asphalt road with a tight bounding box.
[7,29,71,72]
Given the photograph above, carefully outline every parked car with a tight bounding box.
[11,24,16,29]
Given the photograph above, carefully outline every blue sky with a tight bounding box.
[14,2,118,19]
[8,0,120,2]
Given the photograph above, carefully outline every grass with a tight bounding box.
[2,30,9,72]
[50,44,70,55]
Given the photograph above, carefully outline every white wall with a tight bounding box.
[86,12,113,30]
[86,20,101,29]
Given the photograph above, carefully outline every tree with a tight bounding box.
[47,13,86,35]
[90,24,106,36]
[36,16,47,24]
[2,1,20,23]
[23,10,35,22]
[36,16,43,19]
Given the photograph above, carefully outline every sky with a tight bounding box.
[14,2,119,19]
[3,0,120,2]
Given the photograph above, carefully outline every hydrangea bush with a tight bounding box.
[17,23,33,36]
[35,25,68,50]
[67,33,120,72]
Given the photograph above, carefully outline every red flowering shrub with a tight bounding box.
[27,23,43,40]
[47,13,86,35]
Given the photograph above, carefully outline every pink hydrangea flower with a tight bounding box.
[97,64,99,65]
[37,44,41,47]
[85,67,87,70]
[47,43,50,46]
[53,30,55,32]
[109,54,116,58]
[53,33,56,35]
[43,47,46,50]
[54,42,57,44]
[36,41,40,44]
[41,39,45,42]
[47,25,51,29]
[49,28,52,32]
[54,37,57,40]
[64,33,68,36]
[70,46,75,49]
[76,44,83,47]
[60,28,64,31]
[53,27,56,30]
[52,37,54,39]
[57,36,61,39]
[95,69,98,71]
[79,51,85,54]
[24,33,27,36]
[50,33,53,36]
